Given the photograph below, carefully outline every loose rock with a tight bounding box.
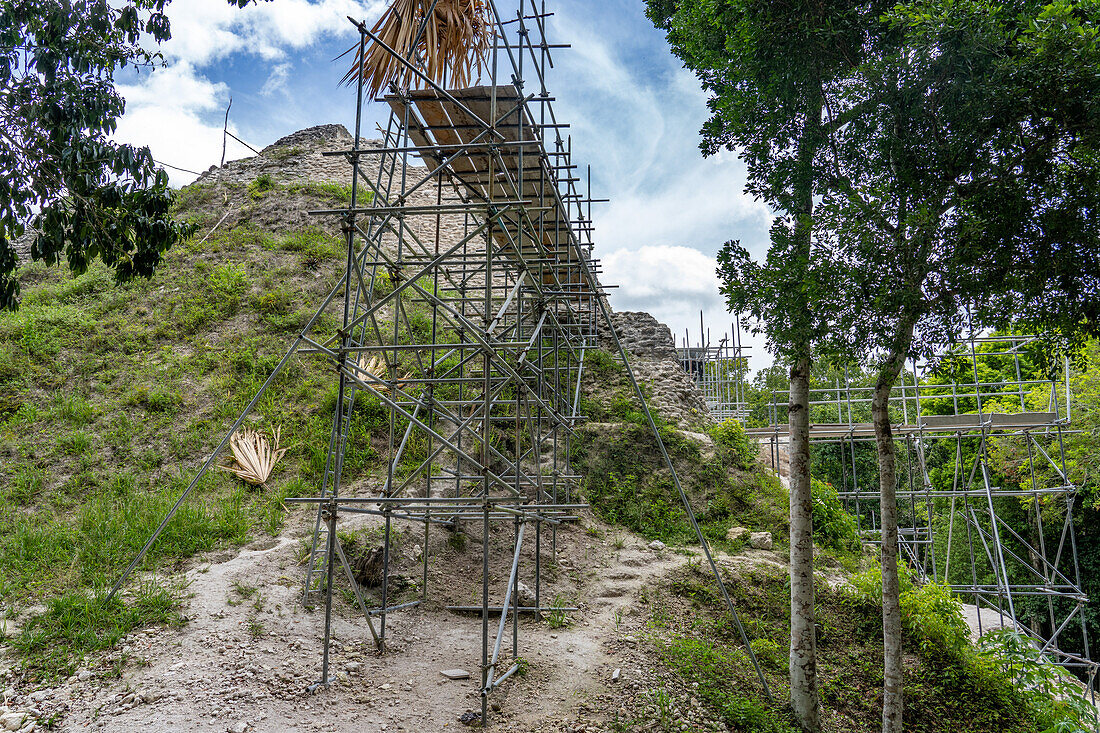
[516,582,537,607]
[1,712,28,732]
[726,526,750,542]
[749,532,773,550]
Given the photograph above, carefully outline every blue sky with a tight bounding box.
[116,0,774,369]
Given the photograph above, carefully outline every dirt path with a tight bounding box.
[16,511,689,733]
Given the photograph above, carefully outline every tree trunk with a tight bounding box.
[873,329,913,733]
[789,355,820,733]
[785,74,823,733]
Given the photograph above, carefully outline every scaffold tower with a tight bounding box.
[109,2,774,724]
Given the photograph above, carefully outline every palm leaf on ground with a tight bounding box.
[219,426,289,486]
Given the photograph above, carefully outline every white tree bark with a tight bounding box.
[874,344,909,733]
[789,355,820,733]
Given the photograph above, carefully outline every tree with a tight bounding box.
[0,0,200,311]
[815,2,1100,729]
[646,2,874,728]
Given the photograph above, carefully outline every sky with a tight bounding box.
[115,0,776,370]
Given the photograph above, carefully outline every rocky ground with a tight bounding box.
[0,496,794,733]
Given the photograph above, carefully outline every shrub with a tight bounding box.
[847,566,969,659]
[901,581,971,657]
[248,173,276,199]
[749,637,784,671]
[810,478,859,552]
[710,419,753,468]
[979,629,1099,732]
[847,563,915,605]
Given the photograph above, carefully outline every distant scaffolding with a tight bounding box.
[675,311,751,421]
[747,334,1096,686]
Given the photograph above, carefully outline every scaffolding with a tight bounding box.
[742,333,1097,687]
[675,310,751,421]
[109,2,774,724]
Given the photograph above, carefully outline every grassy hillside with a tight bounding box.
[0,182,360,676]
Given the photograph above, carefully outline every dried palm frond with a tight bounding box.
[356,354,412,393]
[219,426,288,486]
[343,0,493,98]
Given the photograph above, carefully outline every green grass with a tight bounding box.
[0,201,414,678]
[3,583,183,682]
[573,420,790,550]
[0,478,252,597]
[546,594,572,629]
[285,180,359,203]
[661,636,797,733]
[648,564,1043,733]
[58,430,92,454]
[5,462,46,504]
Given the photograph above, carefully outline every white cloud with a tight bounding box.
[159,0,385,66]
[115,62,239,184]
[546,4,775,369]
[261,63,292,97]
[595,151,771,255]
[548,12,771,248]
[118,61,225,112]
[114,0,386,185]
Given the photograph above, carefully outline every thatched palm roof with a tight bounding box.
[345,0,493,97]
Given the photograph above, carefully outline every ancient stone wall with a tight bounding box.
[597,311,713,430]
[599,311,678,361]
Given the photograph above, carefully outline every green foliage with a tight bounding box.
[847,567,970,659]
[709,418,752,468]
[126,385,183,413]
[0,478,252,599]
[900,582,971,659]
[655,566,1040,732]
[584,471,688,543]
[248,173,276,199]
[575,420,789,548]
[4,583,182,681]
[286,180,359,204]
[847,563,913,604]
[0,0,196,311]
[268,145,302,161]
[546,594,571,629]
[275,228,343,267]
[748,637,784,672]
[4,462,46,505]
[59,393,95,426]
[810,478,859,553]
[164,262,249,333]
[0,156,368,676]
[585,348,621,379]
[979,630,1099,733]
[660,636,797,732]
[649,0,867,361]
